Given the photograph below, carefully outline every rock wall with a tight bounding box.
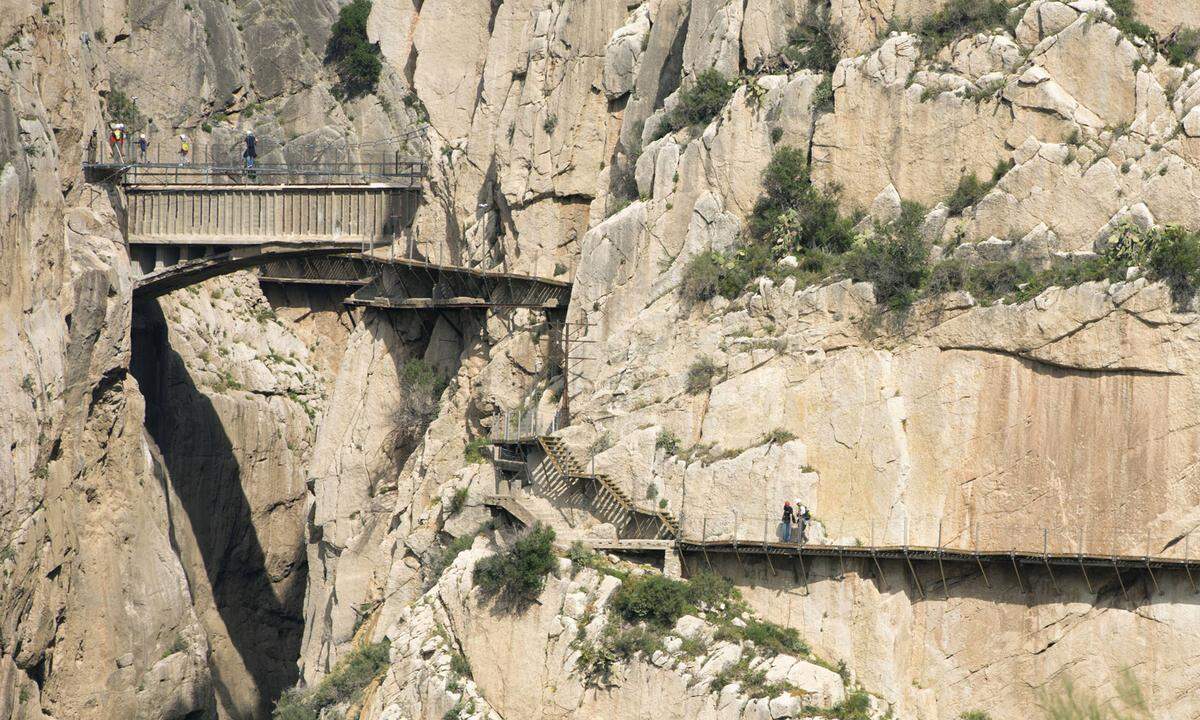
[0,3,214,717]
[8,0,1200,718]
[131,274,330,718]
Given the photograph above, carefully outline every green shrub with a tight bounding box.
[655,429,681,455]
[325,0,382,98]
[463,437,490,464]
[273,640,391,718]
[429,531,477,579]
[391,358,448,459]
[1108,0,1154,45]
[607,624,663,658]
[473,524,557,604]
[715,618,809,657]
[712,657,791,699]
[611,574,694,627]
[575,637,619,686]
[1147,225,1200,303]
[670,69,735,130]
[783,16,842,72]
[448,487,469,515]
[918,0,1010,52]
[750,147,855,255]
[946,173,990,215]
[762,428,797,444]
[842,224,929,310]
[107,89,145,129]
[812,688,873,720]
[1165,27,1200,65]
[449,647,472,678]
[680,245,775,303]
[684,571,736,609]
[272,691,317,720]
[812,75,834,112]
[685,356,720,395]
[567,541,598,571]
[959,712,992,720]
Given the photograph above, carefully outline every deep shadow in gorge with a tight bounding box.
[131,300,306,719]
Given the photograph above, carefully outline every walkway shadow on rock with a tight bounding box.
[132,300,305,720]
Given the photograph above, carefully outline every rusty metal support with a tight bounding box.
[1112,557,1130,604]
[1042,529,1060,594]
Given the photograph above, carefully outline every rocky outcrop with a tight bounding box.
[131,274,327,718]
[356,539,876,720]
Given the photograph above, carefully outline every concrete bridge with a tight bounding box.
[124,182,418,277]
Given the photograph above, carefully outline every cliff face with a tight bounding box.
[6,0,1200,718]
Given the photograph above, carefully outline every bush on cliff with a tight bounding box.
[326,0,382,98]
[473,523,557,604]
[918,0,1010,52]
[783,15,842,73]
[750,146,855,254]
[272,640,391,719]
[389,359,448,462]
[667,69,736,132]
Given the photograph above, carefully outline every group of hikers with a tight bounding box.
[104,124,257,169]
[780,501,811,543]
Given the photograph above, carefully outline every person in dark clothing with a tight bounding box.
[796,503,811,544]
[781,501,794,542]
[242,130,257,170]
[137,133,148,163]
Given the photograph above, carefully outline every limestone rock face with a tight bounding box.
[354,543,862,720]
[14,0,1200,719]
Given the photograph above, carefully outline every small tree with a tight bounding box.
[1147,225,1200,304]
[473,524,557,604]
[685,356,720,394]
[326,0,382,98]
[389,359,448,464]
[749,147,855,254]
[671,69,735,130]
[107,89,145,129]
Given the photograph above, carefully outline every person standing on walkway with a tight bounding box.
[110,123,125,161]
[242,130,257,170]
[137,133,148,163]
[781,501,794,542]
[795,501,810,544]
[178,134,190,165]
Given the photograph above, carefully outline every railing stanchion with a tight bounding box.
[1079,526,1093,594]
[1185,535,1197,593]
[762,516,776,576]
[1042,527,1059,593]
[937,519,948,596]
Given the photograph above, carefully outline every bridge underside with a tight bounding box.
[261,255,572,311]
[133,244,359,299]
[135,250,573,313]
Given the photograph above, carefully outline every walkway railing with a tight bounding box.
[88,158,426,186]
[683,511,1200,569]
[490,407,568,443]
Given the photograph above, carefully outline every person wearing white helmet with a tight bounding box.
[137,133,148,163]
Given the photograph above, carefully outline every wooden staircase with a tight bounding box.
[538,435,679,539]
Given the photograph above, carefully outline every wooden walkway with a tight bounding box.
[488,435,1200,598]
